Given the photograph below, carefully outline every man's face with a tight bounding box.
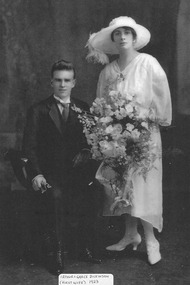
[51,70,76,100]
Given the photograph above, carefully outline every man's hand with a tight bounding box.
[32,175,48,193]
[73,149,91,167]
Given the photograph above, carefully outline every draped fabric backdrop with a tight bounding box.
[0,0,183,188]
[177,0,190,115]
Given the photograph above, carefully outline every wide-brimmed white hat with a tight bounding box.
[86,16,151,64]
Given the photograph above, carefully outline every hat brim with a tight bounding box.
[88,21,151,54]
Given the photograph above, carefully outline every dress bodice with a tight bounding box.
[96,53,172,126]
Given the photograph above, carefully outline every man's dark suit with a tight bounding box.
[23,95,89,182]
[22,94,99,271]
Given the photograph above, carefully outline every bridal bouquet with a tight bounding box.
[73,90,158,213]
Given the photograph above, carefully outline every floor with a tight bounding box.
[0,148,190,284]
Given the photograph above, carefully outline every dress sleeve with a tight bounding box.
[150,58,172,126]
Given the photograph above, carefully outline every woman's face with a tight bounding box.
[112,27,135,51]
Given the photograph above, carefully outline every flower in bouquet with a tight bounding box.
[72,90,158,214]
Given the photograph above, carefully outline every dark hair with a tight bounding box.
[51,59,76,79]
[111,26,137,42]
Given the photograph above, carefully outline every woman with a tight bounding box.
[86,16,172,265]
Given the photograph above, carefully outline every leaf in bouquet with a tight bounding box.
[110,198,131,215]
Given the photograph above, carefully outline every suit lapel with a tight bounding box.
[48,97,63,135]
[68,99,76,123]
[48,96,80,135]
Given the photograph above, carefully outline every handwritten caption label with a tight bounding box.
[59,274,113,285]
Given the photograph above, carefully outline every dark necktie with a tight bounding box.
[61,103,69,122]
[54,98,70,122]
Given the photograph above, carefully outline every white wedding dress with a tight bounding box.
[96,53,172,232]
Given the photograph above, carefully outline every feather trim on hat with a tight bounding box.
[86,33,109,65]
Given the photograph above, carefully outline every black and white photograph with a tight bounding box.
[0,0,189,284]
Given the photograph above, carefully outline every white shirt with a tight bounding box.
[53,94,70,114]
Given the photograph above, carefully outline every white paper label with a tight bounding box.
[59,274,114,285]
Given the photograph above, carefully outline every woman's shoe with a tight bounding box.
[106,233,142,251]
[146,240,161,265]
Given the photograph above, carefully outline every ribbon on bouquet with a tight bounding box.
[95,162,133,214]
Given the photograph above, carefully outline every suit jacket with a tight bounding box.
[22,95,89,188]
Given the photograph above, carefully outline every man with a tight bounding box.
[22,60,101,275]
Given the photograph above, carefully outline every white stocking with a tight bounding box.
[122,214,138,240]
[106,214,140,251]
[141,219,156,244]
[141,219,161,264]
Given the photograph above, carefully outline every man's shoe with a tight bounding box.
[46,249,64,275]
[42,233,64,275]
[56,249,64,275]
[79,248,102,264]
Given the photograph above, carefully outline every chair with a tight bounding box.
[4,148,30,188]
